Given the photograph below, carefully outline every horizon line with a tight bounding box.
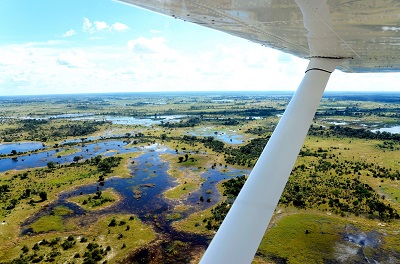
[1,90,400,97]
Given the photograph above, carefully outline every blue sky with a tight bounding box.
[0,0,399,95]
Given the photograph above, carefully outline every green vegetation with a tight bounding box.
[172,207,214,235]
[0,154,126,261]
[166,212,182,220]
[0,92,399,263]
[0,119,106,143]
[0,155,122,218]
[202,176,247,230]
[53,148,79,157]
[31,206,73,233]
[257,213,343,263]
[1,214,155,263]
[68,188,119,211]
[161,153,207,200]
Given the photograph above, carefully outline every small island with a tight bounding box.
[68,188,120,211]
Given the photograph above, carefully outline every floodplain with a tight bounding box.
[0,91,399,263]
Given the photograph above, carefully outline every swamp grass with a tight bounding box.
[68,188,120,211]
[161,153,207,200]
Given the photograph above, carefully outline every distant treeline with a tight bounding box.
[322,93,400,103]
[181,127,399,170]
[309,125,400,141]
[0,119,107,143]
[316,106,400,118]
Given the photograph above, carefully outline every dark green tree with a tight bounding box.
[47,161,56,169]
[39,191,47,201]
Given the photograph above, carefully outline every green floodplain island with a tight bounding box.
[0,92,399,263]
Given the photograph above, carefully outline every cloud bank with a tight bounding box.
[83,17,129,34]
[1,35,399,96]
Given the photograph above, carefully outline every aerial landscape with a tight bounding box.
[0,91,399,263]
[1,0,400,263]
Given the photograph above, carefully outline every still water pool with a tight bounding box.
[0,142,44,155]
[372,125,400,134]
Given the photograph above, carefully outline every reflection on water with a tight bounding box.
[372,125,400,134]
[21,148,248,224]
[21,149,176,231]
[71,115,186,126]
[0,142,44,155]
[48,113,95,119]
[0,140,138,172]
[189,127,244,145]
[186,167,249,210]
[7,113,185,127]
[20,146,249,262]
[328,121,348,125]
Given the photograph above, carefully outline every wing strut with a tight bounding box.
[200,57,342,264]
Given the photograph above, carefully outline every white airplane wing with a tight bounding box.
[117,1,400,263]
[119,0,400,72]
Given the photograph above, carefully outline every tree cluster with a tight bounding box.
[308,125,400,142]
[280,159,399,221]
[92,156,123,173]
[0,235,112,264]
[0,120,105,143]
[203,176,246,230]
[224,137,269,167]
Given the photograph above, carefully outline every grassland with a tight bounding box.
[53,148,79,157]
[30,206,74,233]
[258,211,343,263]
[172,207,214,236]
[257,208,400,263]
[68,188,121,211]
[161,153,208,200]
[172,181,227,235]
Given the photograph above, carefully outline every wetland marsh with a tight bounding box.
[0,92,399,263]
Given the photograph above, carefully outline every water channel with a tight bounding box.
[0,142,45,155]
[17,143,249,263]
[0,140,138,172]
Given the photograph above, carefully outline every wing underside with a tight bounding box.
[118,0,400,73]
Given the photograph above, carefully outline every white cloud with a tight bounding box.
[57,50,94,68]
[83,17,94,33]
[62,29,76,37]
[94,21,109,31]
[82,18,129,34]
[112,22,129,32]
[0,47,32,66]
[0,38,399,96]
[0,68,31,87]
[127,37,170,54]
